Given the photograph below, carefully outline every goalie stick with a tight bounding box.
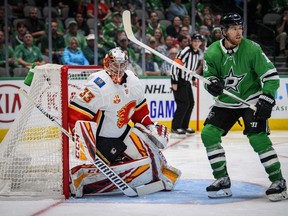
[18,89,164,197]
[122,10,257,111]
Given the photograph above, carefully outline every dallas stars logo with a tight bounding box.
[223,67,246,93]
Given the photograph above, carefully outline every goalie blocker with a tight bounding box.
[70,121,181,197]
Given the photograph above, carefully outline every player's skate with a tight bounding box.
[206,176,232,198]
[266,178,288,202]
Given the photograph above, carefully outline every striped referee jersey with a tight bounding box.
[171,45,203,85]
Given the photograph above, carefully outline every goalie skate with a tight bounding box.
[266,178,288,202]
[206,176,232,198]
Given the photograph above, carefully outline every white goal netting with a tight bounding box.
[0,64,102,198]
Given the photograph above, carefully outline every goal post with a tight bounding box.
[0,64,102,199]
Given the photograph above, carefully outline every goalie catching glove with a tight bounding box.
[207,77,224,97]
[134,123,169,149]
[254,94,275,120]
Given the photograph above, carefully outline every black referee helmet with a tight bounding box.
[191,33,202,40]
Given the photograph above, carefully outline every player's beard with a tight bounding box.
[225,34,242,48]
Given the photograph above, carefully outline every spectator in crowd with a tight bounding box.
[110,0,125,13]
[182,15,193,36]
[116,31,138,63]
[44,11,65,36]
[202,14,214,32]
[0,8,7,29]
[130,11,140,34]
[157,35,175,57]
[160,47,178,76]
[199,25,213,47]
[166,16,182,39]
[153,28,165,48]
[0,30,17,76]
[276,7,288,56]
[64,20,87,50]
[199,35,207,54]
[103,12,124,49]
[146,0,164,12]
[0,7,13,40]
[125,51,143,76]
[87,0,111,21]
[11,21,28,49]
[198,5,213,24]
[40,21,65,64]
[61,37,89,66]
[8,0,24,18]
[134,19,149,52]
[166,0,188,21]
[146,11,167,39]
[213,14,222,27]
[75,12,90,36]
[51,0,69,17]
[148,36,163,67]
[177,34,190,51]
[139,50,161,76]
[24,7,45,44]
[211,26,222,43]
[179,26,191,41]
[170,33,203,136]
[15,32,46,76]
[83,33,107,65]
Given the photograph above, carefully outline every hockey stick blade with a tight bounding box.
[18,89,137,197]
[122,10,256,111]
[135,180,165,196]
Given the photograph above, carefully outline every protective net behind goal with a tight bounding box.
[0,64,102,198]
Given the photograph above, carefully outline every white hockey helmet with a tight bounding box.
[103,47,128,84]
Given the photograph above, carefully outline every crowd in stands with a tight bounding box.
[1,0,288,77]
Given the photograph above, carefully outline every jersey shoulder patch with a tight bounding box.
[94,77,106,88]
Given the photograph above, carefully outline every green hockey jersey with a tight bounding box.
[203,38,280,108]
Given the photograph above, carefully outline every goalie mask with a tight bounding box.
[104,47,128,84]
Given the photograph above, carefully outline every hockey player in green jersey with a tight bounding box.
[201,13,287,202]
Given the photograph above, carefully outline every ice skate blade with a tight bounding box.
[208,188,232,198]
[170,133,186,139]
[185,133,195,136]
[267,191,288,202]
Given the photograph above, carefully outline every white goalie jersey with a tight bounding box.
[69,69,147,138]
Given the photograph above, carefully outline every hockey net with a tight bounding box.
[0,64,102,198]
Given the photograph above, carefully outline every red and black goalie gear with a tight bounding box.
[131,100,153,126]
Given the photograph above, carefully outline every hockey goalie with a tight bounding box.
[68,47,181,197]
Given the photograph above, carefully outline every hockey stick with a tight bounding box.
[19,88,164,197]
[122,10,256,111]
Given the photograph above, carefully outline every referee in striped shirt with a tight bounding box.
[171,33,204,135]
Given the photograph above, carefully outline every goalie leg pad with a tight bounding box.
[160,165,182,191]
[126,127,181,191]
[70,157,154,197]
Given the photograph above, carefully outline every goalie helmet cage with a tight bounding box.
[0,64,102,199]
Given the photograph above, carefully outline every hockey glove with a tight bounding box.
[254,94,275,120]
[207,77,224,97]
[135,123,169,149]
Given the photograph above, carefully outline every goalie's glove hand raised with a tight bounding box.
[254,94,275,120]
[207,77,224,97]
[146,123,169,149]
[135,123,169,149]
